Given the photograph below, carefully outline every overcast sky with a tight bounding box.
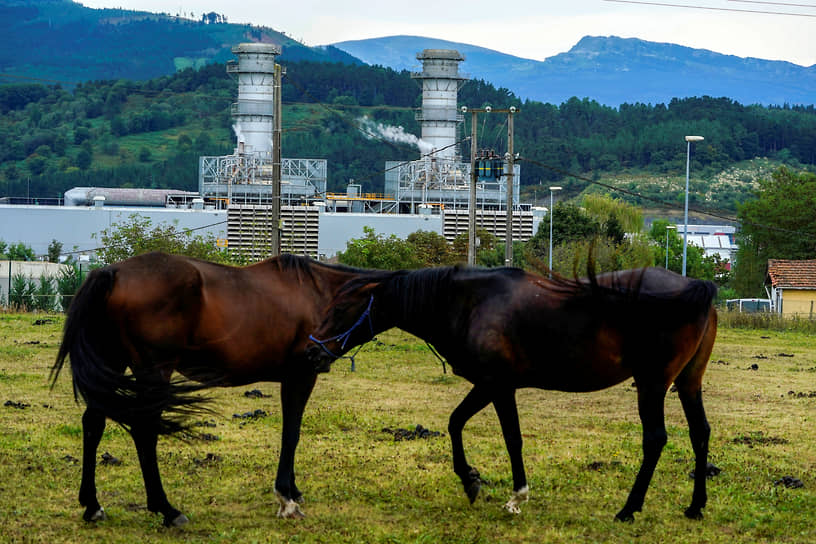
[78,0,815,67]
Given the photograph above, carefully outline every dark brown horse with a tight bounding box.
[51,252,368,526]
[307,265,718,521]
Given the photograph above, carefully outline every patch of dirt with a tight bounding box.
[712,359,729,365]
[243,389,272,399]
[100,452,121,466]
[747,363,760,371]
[753,354,768,359]
[787,391,816,398]
[62,455,79,465]
[732,431,789,447]
[33,319,54,326]
[4,400,30,409]
[774,476,804,489]
[193,420,217,428]
[233,409,268,420]
[777,353,795,357]
[193,453,222,467]
[689,462,721,479]
[381,424,443,441]
[586,460,622,471]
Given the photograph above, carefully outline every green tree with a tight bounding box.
[57,263,82,312]
[94,215,232,264]
[9,274,35,311]
[33,274,58,312]
[6,242,36,261]
[47,239,63,263]
[337,226,420,270]
[405,230,452,267]
[733,167,816,296]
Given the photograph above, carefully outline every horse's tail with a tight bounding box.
[681,278,718,317]
[51,266,208,435]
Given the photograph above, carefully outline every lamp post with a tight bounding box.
[548,186,562,277]
[683,135,704,276]
[665,224,676,269]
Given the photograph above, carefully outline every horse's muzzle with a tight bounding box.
[305,343,335,374]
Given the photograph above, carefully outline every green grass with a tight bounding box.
[0,315,813,543]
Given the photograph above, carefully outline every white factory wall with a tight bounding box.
[318,212,443,259]
[0,205,228,257]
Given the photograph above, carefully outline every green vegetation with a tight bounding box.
[0,315,813,543]
[1,61,814,208]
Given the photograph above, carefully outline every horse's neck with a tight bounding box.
[382,273,452,344]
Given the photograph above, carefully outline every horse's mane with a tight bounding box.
[271,254,372,286]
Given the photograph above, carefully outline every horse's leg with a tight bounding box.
[131,423,188,527]
[616,381,668,522]
[674,322,714,519]
[448,386,493,504]
[493,388,529,514]
[79,406,107,522]
[677,386,710,519]
[274,372,317,519]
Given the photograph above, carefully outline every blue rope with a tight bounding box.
[309,295,374,371]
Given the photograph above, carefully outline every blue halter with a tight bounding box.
[309,295,374,371]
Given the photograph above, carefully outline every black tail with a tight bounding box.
[681,279,718,316]
[51,267,209,435]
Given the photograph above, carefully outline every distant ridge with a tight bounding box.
[331,35,816,107]
[0,0,361,83]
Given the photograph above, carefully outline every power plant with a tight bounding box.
[1,44,541,263]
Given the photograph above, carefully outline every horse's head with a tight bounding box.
[307,281,380,373]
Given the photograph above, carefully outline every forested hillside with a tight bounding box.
[0,0,359,82]
[1,59,815,213]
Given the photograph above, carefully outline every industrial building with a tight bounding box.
[0,45,540,262]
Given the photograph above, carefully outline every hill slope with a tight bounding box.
[331,35,816,107]
[0,0,360,83]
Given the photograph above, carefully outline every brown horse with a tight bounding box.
[307,265,718,521]
[51,252,368,526]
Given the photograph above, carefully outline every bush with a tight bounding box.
[9,274,35,311]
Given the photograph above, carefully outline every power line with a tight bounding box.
[603,0,816,16]
[729,0,816,7]
[519,155,816,240]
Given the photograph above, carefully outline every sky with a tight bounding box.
[77,0,816,67]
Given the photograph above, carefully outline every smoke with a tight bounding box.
[232,124,245,143]
[357,116,434,155]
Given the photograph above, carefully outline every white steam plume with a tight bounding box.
[357,116,434,155]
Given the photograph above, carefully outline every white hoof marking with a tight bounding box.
[503,485,530,514]
[275,490,306,519]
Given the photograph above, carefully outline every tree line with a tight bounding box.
[1,60,814,208]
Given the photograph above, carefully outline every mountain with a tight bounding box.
[330,35,816,107]
[0,0,361,83]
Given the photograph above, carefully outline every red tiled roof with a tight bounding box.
[767,259,816,289]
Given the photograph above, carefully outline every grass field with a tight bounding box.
[1,313,813,543]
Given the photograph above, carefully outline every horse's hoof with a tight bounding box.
[83,507,106,522]
[275,490,306,519]
[465,479,481,504]
[164,513,189,528]
[684,507,704,520]
[502,485,529,514]
[615,510,635,523]
[277,501,306,519]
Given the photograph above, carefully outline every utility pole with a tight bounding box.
[462,106,520,267]
[468,110,478,265]
[271,62,283,256]
[505,107,516,267]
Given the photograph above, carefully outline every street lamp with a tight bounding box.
[548,186,562,277]
[665,225,676,269]
[683,135,704,276]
